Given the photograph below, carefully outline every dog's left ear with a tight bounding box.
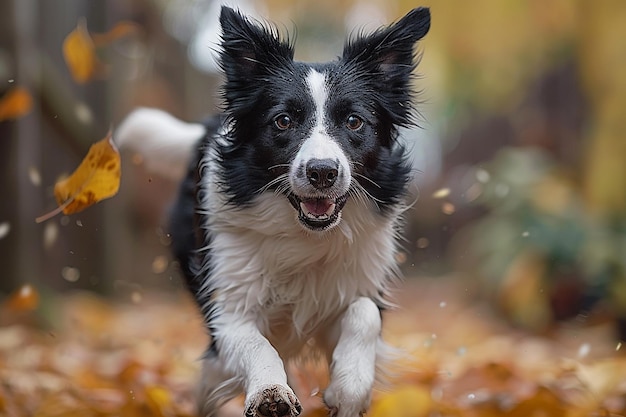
[342,7,430,80]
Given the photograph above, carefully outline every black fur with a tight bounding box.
[214,6,429,211]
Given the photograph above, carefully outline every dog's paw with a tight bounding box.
[323,383,369,417]
[245,385,302,417]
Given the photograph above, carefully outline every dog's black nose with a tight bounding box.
[306,158,339,189]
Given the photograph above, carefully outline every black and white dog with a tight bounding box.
[117,6,430,417]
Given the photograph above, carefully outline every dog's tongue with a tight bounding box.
[303,198,334,216]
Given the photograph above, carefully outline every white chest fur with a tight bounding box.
[200,180,401,354]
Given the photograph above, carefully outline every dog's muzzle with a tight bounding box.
[288,158,349,231]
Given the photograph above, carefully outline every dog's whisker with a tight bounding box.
[354,172,382,189]
[257,173,289,195]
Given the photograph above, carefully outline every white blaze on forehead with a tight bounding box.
[307,69,328,132]
[289,69,351,195]
[299,69,342,161]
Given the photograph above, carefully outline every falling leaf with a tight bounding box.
[63,19,139,84]
[2,284,40,311]
[55,131,120,214]
[63,18,102,84]
[91,21,140,46]
[36,131,120,223]
[0,86,33,121]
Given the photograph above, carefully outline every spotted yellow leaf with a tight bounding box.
[36,131,120,223]
[54,131,120,215]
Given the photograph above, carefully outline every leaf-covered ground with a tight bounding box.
[1,279,625,417]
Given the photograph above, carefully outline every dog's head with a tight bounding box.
[216,7,430,232]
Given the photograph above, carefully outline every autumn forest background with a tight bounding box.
[1,0,626,416]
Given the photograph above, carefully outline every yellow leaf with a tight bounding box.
[36,131,120,221]
[369,386,432,417]
[62,18,102,84]
[144,386,172,417]
[0,86,33,121]
[55,131,120,214]
[63,19,139,84]
[92,21,140,46]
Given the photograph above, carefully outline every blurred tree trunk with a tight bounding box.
[0,0,43,294]
[579,1,626,219]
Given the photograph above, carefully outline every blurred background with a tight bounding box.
[1,0,625,339]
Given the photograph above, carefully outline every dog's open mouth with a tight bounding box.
[288,194,348,231]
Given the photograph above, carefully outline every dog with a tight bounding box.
[116,6,430,417]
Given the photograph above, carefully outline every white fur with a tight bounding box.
[115,108,203,180]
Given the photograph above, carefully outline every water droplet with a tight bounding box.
[468,393,475,400]
[495,183,509,197]
[0,222,10,240]
[151,255,169,274]
[442,202,455,215]
[28,166,41,186]
[577,343,591,358]
[416,237,429,249]
[43,222,59,249]
[131,291,142,304]
[61,266,81,282]
[476,168,490,183]
[432,188,450,199]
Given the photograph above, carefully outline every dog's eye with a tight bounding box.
[274,114,293,130]
[346,115,364,131]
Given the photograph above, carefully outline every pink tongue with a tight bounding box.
[303,198,333,216]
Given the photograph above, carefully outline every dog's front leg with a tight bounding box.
[216,319,302,417]
[323,297,381,417]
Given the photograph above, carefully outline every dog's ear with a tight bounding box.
[342,7,430,127]
[219,7,294,81]
[342,7,430,80]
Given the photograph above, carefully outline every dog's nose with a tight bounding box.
[306,158,339,189]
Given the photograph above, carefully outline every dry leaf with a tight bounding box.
[63,19,139,84]
[36,131,120,222]
[0,86,33,121]
[92,21,140,46]
[2,284,40,312]
[63,18,102,84]
[54,130,120,214]
[369,385,432,417]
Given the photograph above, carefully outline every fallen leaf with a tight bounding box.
[0,86,33,121]
[145,385,173,417]
[36,131,120,222]
[369,385,432,417]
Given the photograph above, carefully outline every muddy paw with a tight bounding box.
[245,385,302,417]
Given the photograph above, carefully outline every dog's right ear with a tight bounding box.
[219,7,294,82]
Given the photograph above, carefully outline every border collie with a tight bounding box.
[116,6,430,417]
